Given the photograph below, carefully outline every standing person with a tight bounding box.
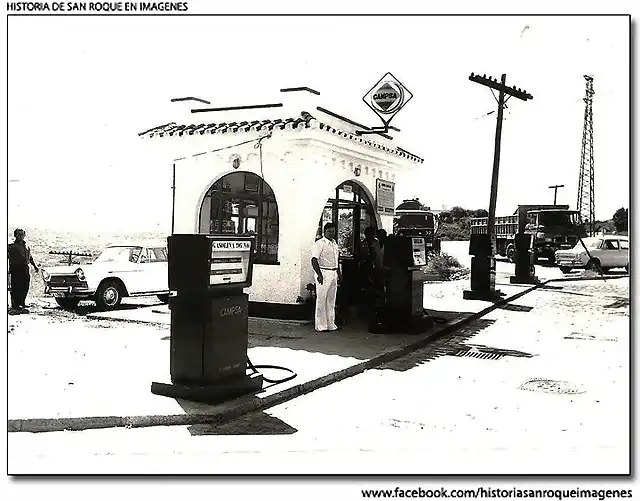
[360,227,383,283]
[360,226,384,324]
[8,228,39,313]
[376,228,388,262]
[311,222,342,332]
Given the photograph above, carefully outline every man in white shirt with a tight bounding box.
[311,222,342,332]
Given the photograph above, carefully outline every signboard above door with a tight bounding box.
[376,178,395,215]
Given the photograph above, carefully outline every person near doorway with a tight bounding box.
[360,226,383,282]
[376,228,388,262]
[8,228,39,314]
[311,222,342,332]
[359,227,384,320]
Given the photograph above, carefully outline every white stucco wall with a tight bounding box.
[143,121,420,305]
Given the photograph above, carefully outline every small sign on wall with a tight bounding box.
[376,179,395,215]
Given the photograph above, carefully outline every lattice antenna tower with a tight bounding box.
[577,75,595,236]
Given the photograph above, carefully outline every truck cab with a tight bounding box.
[393,199,441,254]
[470,205,586,262]
[526,208,585,260]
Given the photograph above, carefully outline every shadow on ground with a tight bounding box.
[27,297,163,322]
[376,314,536,372]
[376,318,500,371]
[186,411,298,436]
[247,307,486,363]
[495,303,534,312]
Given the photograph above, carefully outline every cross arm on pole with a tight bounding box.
[469,73,533,101]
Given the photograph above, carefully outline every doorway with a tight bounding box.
[315,181,377,314]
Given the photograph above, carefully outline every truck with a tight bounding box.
[393,198,441,254]
[469,205,586,262]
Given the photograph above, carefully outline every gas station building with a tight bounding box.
[139,87,424,318]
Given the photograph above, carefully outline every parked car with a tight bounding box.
[555,235,629,274]
[42,240,170,310]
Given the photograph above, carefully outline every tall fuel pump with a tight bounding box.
[372,233,434,334]
[151,234,264,404]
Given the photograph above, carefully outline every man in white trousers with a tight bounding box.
[311,222,342,332]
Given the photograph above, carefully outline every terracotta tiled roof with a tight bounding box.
[139,112,423,164]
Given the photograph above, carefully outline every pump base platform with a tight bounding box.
[407,314,435,335]
[509,275,540,285]
[150,372,264,405]
[462,289,505,302]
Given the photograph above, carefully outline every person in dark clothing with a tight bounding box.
[8,228,39,313]
[376,229,388,260]
[359,227,384,324]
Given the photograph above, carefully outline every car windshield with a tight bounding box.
[394,213,435,229]
[538,212,575,228]
[574,238,602,250]
[94,246,142,264]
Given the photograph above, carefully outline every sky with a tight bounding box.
[6,13,630,232]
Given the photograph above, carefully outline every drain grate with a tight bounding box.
[519,378,585,395]
[453,347,503,360]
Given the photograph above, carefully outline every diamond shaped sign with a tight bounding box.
[363,72,413,125]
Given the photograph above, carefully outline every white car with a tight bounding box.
[42,240,170,310]
[555,235,629,274]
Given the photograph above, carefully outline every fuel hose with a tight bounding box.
[246,356,297,385]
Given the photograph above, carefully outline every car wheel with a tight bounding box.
[586,259,602,273]
[506,245,516,263]
[95,281,123,311]
[559,266,572,274]
[55,298,80,310]
[157,294,170,304]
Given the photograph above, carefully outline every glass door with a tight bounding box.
[337,206,356,257]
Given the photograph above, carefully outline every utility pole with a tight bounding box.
[464,73,533,300]
[469,72,533,256]
[548,184,565,205]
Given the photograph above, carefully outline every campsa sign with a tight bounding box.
[371,81,404,114]
[363,72,413,125]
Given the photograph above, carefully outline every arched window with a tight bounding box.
[200,172,279,263]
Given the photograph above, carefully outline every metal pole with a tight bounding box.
[548,184,564,205]
[487,74,507,256]
[171,163,176,234]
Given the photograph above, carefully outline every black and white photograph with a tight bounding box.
[3,3,634,499]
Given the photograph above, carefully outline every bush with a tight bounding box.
[426,252,469,281]
[438,220,471,241]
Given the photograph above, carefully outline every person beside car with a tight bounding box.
[8,228,39,314]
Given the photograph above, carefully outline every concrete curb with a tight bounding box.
[8,282,541,434]
[543,274,629,283]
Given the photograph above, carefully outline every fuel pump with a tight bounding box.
[373,233,434,334]
[151,234,264,404]
[510,206,539,284]
[463,233,503,300]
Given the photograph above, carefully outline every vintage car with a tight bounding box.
[555,235,629,274]
[42,240,170,310]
